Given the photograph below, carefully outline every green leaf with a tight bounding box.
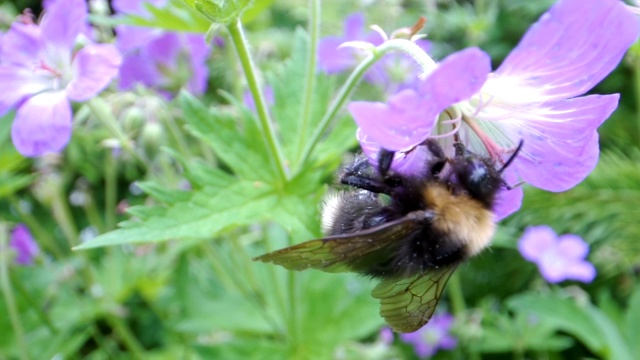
[194,0,252,25]
[507,292,633,360]
[109,0,212,33]
[269,28,338,168]
[623,287,640,354]
[179,91,277,182]
[74,180,278,249]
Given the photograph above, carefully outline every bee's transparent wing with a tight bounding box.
[372,265,458,333]
[254,212,429,273]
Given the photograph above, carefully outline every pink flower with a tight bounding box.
[0,0,122,157]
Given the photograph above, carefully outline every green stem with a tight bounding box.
[8,195,65,258]
[105,314,145,359]
[10,271,58,334]
[87,98,148,169]
[294,0,320,166]
[161,109,193,158]
[51,185,80,248]
[84,190,106,234]
[104,151,118,231]
[226,19,289,184]
[447,272,466,316]
[295,39,436,172]
[287,271,298,345]
[0,224,30,360]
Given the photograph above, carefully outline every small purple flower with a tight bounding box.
[379,327,394,345]
[349,0,639,219]
[9,224,39,265]
[113,0,210,96]
[0,0,122,157]
[518,225,596,284]
[317,13,383,74]
[318,12,430,91]
[399,313,457,358]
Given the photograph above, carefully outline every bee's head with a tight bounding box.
[450,141,523,207]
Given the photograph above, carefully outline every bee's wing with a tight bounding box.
[254,211,430,273]
[372,265,457,333]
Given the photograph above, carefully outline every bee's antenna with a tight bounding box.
[499,140,523,174]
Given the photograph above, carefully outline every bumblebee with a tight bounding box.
[255,139,522,332]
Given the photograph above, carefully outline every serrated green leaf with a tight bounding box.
[194,0,252,24]
[113,0,213,33]
[75,181,278,249]
[136,182,192,205]
[507,292,633,360]
[179,91,277,182]
[269,28,337,167]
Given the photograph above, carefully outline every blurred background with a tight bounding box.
[1,0,639,359]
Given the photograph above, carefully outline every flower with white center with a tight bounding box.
[349,0,639,219]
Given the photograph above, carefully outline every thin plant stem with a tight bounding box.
[294,0,321,165]
[8,195,65,258]
[51,184,80,248]
[83,190,106,234]
[447,272,466,316]
[104,314,145,359]
[295,39,435,172]
[226,19,289,184]
[104,151,118,231]
[10,271,58,334]
[0,225,30,360]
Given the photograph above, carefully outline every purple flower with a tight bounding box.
[318,13,430,91]
[113,0,210,96]
[518,225,596,283]
[0,0,122,157]
[9,224,39,265]
[349,0,639,219]
[318,13,383,74]
[399,313,457,358]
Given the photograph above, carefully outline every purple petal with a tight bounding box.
[507,94,619,191]
[416,47,491,107]
[317,37,360,73]
[0,66,52,116]
[40,0,87,53]
[518,225,557,262]
[66,44,122,101]
[350,47,490,151]
[379,327,394,345]
[556,234,589,259]
[538,254,569,283]
[112,0,166,15]
[494,0,639,101]
[118,52,161,90]
[492,170,523,221]
[9,224,39,265]
[344,13,365,39]
[115,25,163,53]
[563,261,596,283]
[350,89,436,151]
[11,91,72,157]
[0,22,41,66]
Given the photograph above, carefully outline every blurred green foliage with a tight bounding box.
[0,0,639,359]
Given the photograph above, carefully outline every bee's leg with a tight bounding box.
[420,139,447,176]
[340,173,390,193]
[340,155,390,194]
[340,149,400,194]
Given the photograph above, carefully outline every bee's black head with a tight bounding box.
[451,155,501,207]
[450,141,523,208]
